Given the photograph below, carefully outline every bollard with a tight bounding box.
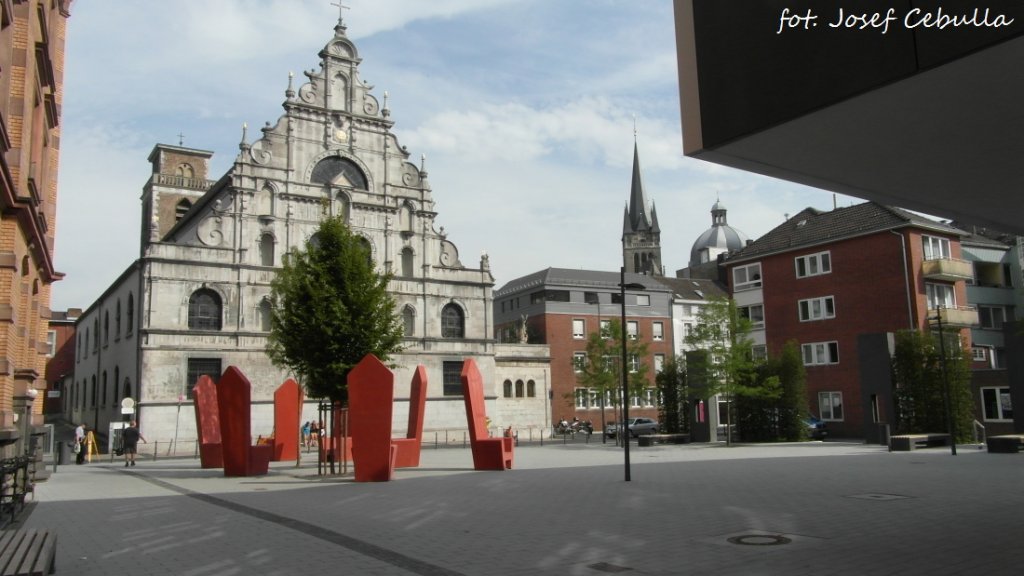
[153,441,159,461]
[434,431,438,449]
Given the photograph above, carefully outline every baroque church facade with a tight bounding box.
[68,16,548,443]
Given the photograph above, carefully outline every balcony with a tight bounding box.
[928,306,979,328]
[921,258,973,282]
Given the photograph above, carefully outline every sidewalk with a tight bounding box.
[21,441,1024,575]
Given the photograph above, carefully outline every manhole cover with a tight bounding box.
[847,493,910,501]
[588,562,633,573]
[727,534,791,546]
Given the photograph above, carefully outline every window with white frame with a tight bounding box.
[738,304,765,329]
[798,296,836,321]
[573,352,587,372]
[643,388,657,408]
[629,354,640,373]
[981,387,1013,421]
[636,294,650,306]
[925,283,955,309]
[652,322,664,341]
[971,347,987,362]
[654,354,665,373]
[795,251,832,278]
[600,319,611,339]
[751,344,767,362]
[819,391,844,421]
[977,305,1007,330]
[46,330,56,357]
[802,341,839,365]
[630,392,641,408]
[575,388,589,409]
[572,319,585,339]
[588,388,602,409]
[922,235,951,260]
[627,321,638,339]
[732,262,762,291]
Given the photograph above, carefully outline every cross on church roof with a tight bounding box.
[331,1,350,25]
[177,132,185,146]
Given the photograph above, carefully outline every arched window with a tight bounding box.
[115,300,121,337]
[103,311,109,345]
[259,299,272,332]
[188,289,223,330]
[441,304,464,339]
[401,247,414,277]
[90,376,96,408]
[175,163,194,179]
[127,293,135,335]
[113,367,120,404]
[93,320,99,351]
[515,380,525,398]
[310,157,368,189]
[20,255,28,276]
[402,306,416,337]
[503,380,513,398]
[175,199,192,222]
[123,378,133,401]
[527,380,536,398]
[259,234,275,266]
[101,371,107,406]
[357,237,373,267]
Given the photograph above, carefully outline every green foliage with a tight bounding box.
[266,216,404,404]
[892,329,973,440]
[656,356,688,434]
[735,341,808,441]
[572,318,649,413]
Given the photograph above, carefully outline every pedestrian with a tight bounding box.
[122,420,146,467]
[301,421,311,449]
[74,423,86,465]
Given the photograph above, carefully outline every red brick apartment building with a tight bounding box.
[493,268,674,430]
[724,202,974,439]
[43,307,78,414]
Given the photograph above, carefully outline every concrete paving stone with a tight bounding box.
[19,441,1024,575]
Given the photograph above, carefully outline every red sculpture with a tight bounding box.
[461,359,513,470]
[217,366,272,477]
[192,375,223,468]
[348,354,397,482]
[273,378,303,462]
[393,365,428,468]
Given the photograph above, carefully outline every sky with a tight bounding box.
[52,0,857,312]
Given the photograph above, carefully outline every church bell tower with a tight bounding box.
[621,141,662,276]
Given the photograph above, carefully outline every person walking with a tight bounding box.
[122,420,146,467]
[74,423,86,465]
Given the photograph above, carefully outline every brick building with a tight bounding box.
[0,0,72,454]
[724,202,975,439]
[43,307,77,414]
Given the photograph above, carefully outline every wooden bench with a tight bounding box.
[0,529,56,576]
[889,433,951,451]
[637,433,691,447]
[986,435,1024,453]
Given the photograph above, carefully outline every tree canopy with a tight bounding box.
[266,216,404,404]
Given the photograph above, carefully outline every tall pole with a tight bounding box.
[620,266,631,482]
[935,306,957,456]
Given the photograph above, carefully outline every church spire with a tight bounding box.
[627,141,653,233]
[621,138,662,276]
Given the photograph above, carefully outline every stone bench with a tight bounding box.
[889,433,951,451]
[637,433,691,447]
[0,528,56,575]
[986,435,1024,453]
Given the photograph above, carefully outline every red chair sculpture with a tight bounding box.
[392,365,428,468]
[348,354,396,482]
[217,366,273,477]
[192,375,223,469]
[272,378,303,462]
[461,359,513,470]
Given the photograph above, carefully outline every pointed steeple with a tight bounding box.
[622,202,631,236]
[627,141,653,233]
[621,138,662,276]
[650,202,660,234]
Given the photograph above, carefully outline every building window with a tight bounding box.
[795,251,832,278]
[175,199,192,222]
[981,387,1013,421]
[503,379,513,398]
[751,344,767,362]
[401,247,414,277]
[186,358,222,399]
[115,301,121,338]
[977,305,1007,330]
[259,234,275,266]
[127,293,135,335]
[738,304,765,329]
[260,299,272,332]
[402,306,416,337]
[732,262,762,291]
[515,380,525,398]
[441,304,464,338]
[572,319,585,339]
[188,289,223,330]
[819,391,844,421]
[643,388,657,408]
[627,321,638,340]
[527,380,536,397]
[46,330,56,357]
[971,347,987,362]
[531,290,570,304]
[652,322,664,341]
[802,341,839,365]
[922,235,951,260]
[629,354,639,373]
[573,352,587,373]
[798,296,836,321]
[442,361,462,396]
[636,294,650,306]
[925,283,955,309]
[600,320,611,339]
[575,388,589,409]
[584,292,600,304]
[654,354,665,373]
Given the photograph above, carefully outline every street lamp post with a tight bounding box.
[930,305,957,456]
[619,267,646,482]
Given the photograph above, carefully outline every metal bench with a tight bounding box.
[0,529,56,576]
[889,433,951,451]
[637,433,691,447]
[986,435,1024,453]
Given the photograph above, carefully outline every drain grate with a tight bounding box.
[727,534,791,546]
[588,562,633,573]
[847,493,911,501]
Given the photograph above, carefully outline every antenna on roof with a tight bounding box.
[833,193,837,210]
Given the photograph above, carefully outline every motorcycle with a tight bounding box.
[555,418,593,435]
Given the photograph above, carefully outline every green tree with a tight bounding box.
[684,296,758,445]
[266,216,404,404]
[572,318,649,429]
[656,356,688,434]
[891,329,973,440]
[736,340,807,441]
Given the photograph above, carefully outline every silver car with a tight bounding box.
[606,417,659,438]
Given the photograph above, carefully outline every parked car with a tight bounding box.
[805,415,828,440]
[606,417,659,438]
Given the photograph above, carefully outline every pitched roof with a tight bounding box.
[495,267,672,297]
[728,201,964,263]
[652,276,728,301]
